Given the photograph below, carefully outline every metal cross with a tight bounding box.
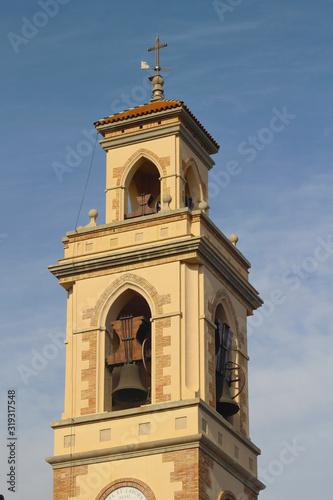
[147,34,171,73]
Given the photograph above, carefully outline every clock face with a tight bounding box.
[105,487,147,500]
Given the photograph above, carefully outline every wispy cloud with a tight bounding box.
[167,19,263,44]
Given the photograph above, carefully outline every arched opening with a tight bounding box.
[214,303,240,420]
[218,491,237,500]
[215,303,229,325]
[125,158,161,218]
[184,163,201,210]
[105,289,152,412]
[96,478,156,500]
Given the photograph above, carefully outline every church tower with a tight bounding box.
[47,36,265,500]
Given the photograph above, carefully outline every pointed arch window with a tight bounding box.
[105,290,152,412]
[214,303,243,420]
[125,158,161,218]
[184,161,202,210]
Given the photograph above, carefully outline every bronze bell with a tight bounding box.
[216,374,240,418]
[112,363,148,403]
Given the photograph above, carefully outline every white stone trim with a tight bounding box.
[151,311,182,321]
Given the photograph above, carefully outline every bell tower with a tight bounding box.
[47,36,265,500]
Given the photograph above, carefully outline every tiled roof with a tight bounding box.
[94,100,220,149]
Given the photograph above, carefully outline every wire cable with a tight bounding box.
[75,130,99,229]
[68,130,98,495]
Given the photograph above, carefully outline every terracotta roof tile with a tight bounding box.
[94,100,220,150]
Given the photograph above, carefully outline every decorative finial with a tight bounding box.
[86,209,98,227]
[198,200,209,213]
[162,193,172,210]
[142,35,172,102]
[229,234,239,247]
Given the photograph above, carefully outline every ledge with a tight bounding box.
[49,235,262,310]
[95,103,219,158]
[61,209,251,272]
[99,121,216,170]
[47,400,265,491]
[50,398,261,455]
[64,208,192,239]
[46,432,264,493]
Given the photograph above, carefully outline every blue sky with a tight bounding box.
[1,0,332,498]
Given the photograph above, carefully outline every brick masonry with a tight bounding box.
[244,485,258,500]
[116,148,169,182]
[81,330,97,415]
[53,465,88,500]
[154,317,172,402]
[199,450,214,500]
[163,448,213,499]
[91,273,165,327]
[111,190,120,221]
[82,308,94,320]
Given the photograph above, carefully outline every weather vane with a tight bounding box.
[141,34,172,102]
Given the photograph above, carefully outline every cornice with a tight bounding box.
[62,209,251,273]
[46,399,264,492]
[95,105,219,157]
[49,235,262,311]
[46,434,264,493]
[64,208,191,240]
[50,398,259,454]
[98,120,215,169]
[195,211,251,270]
